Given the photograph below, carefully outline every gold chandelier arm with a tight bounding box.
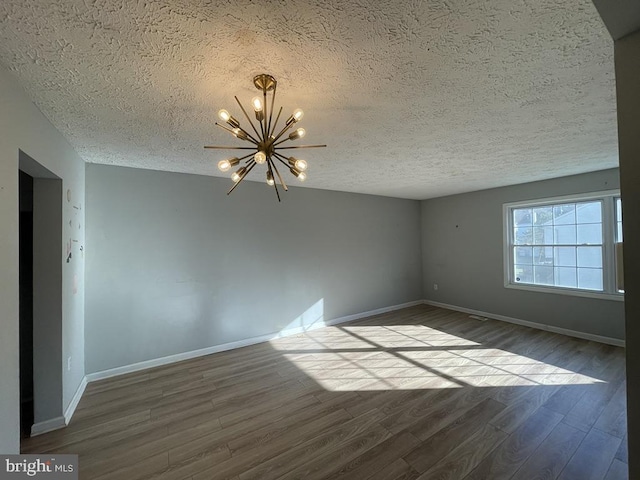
[269,157,288,191]
[272,153,293,171]
[227,160,257,195]
[272,136,291,148]
[266,160,281,202]
[268,106,283,139]
[277,144,327,149]
[263,89,268,140]
[214,122,259,145]
[267,83,277,138]
[234,96,263,142]
[204,146,257,150]
[237,152,255,162]
[215,122,258,145]
[271,121,296,143]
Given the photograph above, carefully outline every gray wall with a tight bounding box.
[615,29,640,480]
[32,179,63,423]
[85,164,423,374]
[0,64,85,453]
[421,168,624,340]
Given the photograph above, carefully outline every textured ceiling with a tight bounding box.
[0,0,617,199]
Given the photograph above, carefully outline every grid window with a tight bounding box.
[505,192,622,298]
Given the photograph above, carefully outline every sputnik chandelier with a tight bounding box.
[205,73,326,201]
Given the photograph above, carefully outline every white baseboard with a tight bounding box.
[325,300,424,326]
[64,376,87,425]
[86,300,424,383]
[31,416,66,437]
[423,299,625,347]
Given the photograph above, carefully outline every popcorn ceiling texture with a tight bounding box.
[0,0,617,199]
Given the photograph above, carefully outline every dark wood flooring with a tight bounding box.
[22,305,628,480]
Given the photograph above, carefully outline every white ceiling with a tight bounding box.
[0,0,617,200]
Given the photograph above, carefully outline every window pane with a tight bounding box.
[514,265,533,284]
[514,227,533,245]
[533,246,552,265]
[577,224,602,245]
[554,225,576,244]
[534,266,554,285]
[578,268,603,290]
[616,197,623,242]
[577,246,602,268]
[514,247,532,265]
[554,247,576,267]
[533,207,553,226]
[533,226,553,245]
[514,209,532,227]
[554,204,576,225]
[576,201,602,224]
[555,267,577,288]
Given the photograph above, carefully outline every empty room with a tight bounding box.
[1,1,639,480]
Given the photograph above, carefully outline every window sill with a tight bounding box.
[504,282,624,302]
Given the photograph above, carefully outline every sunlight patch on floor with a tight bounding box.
[270,324,604,391]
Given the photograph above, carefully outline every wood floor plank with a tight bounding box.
[404,397,507,473]
[277,423,392,479]
[615,435,628,464]
[366,459,421,480]
[562,357,625,433]
[594,379,627,438]
[89,452,169,480]
[404,386,495,441]
[190,408,355,479]
[557,428,622,480]
[328,431,420,479]
[511,422,586,480]
[463,406,563,480]
[604,459,629,480]
[416,423,507,480]
[238,409,387,480]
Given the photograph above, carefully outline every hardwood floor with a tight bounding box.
[22,305,627,480]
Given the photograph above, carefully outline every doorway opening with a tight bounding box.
[19,170,34,438]
[18,150,63,438]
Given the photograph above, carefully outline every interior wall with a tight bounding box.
[32,178,63,424]
[614,29,640,480]
[421,168,624,340]
[0,64,85,453]
[85,164,423,374]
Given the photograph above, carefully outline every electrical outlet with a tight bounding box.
[67,357,72,371]
[433,283,438,291]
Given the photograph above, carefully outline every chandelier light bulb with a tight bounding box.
[288,157,308,171]
[293,109,304,122]
[252,97,263,112]
[289,128,306,140]
[232,128,248,140]
[290,166,306,181]
[254,151,267,164]
[266,171,275,186]
[218,109,231,122]
[217,157,239,172]
[231,166,247,183]
[218,159,231,172]
[294,158,308,171]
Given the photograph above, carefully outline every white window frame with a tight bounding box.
[503,190,623,301]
